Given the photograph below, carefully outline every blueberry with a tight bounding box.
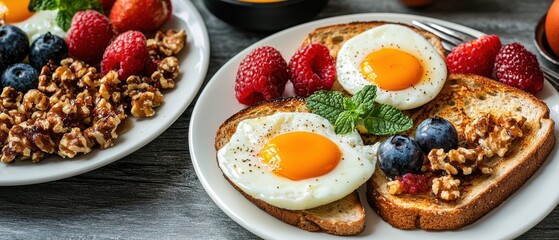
[29,32,68,71]
[414,116,459,153]
[1,63,39,92]
[0,25,29,67]
[377,134,423,179]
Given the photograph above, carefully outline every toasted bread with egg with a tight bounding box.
[214,97,366,235]
[301,21,445,93]
[367,73,555,230]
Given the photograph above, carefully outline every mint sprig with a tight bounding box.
[306,85,413,135]
[29,0,103,31]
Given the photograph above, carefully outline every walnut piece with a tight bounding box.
[432,176,461,201]
[147,29,187,57]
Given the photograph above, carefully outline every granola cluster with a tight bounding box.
[0,29,186,163]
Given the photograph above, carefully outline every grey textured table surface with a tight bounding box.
[1,0,558,239]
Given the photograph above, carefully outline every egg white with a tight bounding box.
[336,24,447,110]
[14,10,67,42]
[217,112,377,210]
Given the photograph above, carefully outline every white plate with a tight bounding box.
[190,13,559,239]
[0,0,210,186]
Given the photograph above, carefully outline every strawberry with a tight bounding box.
[494,43,544,94]
[446,35,501,78]
[109,0,172,33]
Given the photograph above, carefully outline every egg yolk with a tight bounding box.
[360,48,423,91]
[0,0,34,23]
[259,131,341,181]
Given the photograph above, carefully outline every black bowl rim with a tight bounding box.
[207,0,311,8]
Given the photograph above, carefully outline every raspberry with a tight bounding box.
[235,46,288,105]
[494,43,544,94]
[397,173,431,194]
[66,10,114,63]
[101,31,148,80]
[288,43,336,97]
[446,35,501,77]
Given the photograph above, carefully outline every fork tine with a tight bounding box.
[421,21,478,42]
[411,20,464,47]
[542,66,559,91]
[543,71,559,92]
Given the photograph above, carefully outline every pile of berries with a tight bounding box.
[446,35,544,94]
[0,25,68,92]
[235,43,337,105]
[0,0,173,94]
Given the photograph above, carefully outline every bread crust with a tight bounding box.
[366,74,556,230]
[214,97,366,235]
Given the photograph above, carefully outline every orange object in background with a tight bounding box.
[399,0,433,7]
[546,0,559,57]
[0,0,34,23]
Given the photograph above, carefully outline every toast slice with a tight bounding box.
[300,21,445,93]
[367,73,556,230]
[214,97,366,235]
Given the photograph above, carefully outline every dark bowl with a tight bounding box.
[202,0,330,31]
[534,14,559,66]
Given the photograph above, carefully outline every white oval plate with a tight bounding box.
[0,0,210,186]
[190,13,559,240]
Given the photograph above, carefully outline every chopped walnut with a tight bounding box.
[19,90,49,114]
[429,147,484,175]
[85,99,123,149]
[1,87,22,110]
[387,180,404,195]
[130,90,164,118]
[151,56,179,89]
[1,123,33,163]
[147,29,187,57]
[432,176,461,201]
[59,128,93,158]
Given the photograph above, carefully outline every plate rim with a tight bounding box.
[189,12,559,240]
[0,0,210,186]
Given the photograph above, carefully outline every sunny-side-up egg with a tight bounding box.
[217,112,378,210]
[336,24,447,110]
[1,0,67,41]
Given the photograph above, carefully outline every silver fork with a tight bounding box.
[411,19,559,92]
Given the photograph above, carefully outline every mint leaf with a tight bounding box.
[306,90,346,123]
[56,10,73,31]
[351,85,376,115]
[362,104,413,135]
[29,0,59,12]
[335,111,357,134]
[30,0,103,31]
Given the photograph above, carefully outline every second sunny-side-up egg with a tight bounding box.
[217,112,377,210]
[336,24,447,110]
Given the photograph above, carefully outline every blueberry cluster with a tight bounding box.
[378,117,458,179]
[0,25,68,92]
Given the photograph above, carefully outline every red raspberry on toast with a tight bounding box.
[288,43,336,97]
[235,46,289,105]
[446,35,501,77]
[101,31,148,80]
[110,0,173,33]
[66,10,114,63]
[494,43,544,94]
